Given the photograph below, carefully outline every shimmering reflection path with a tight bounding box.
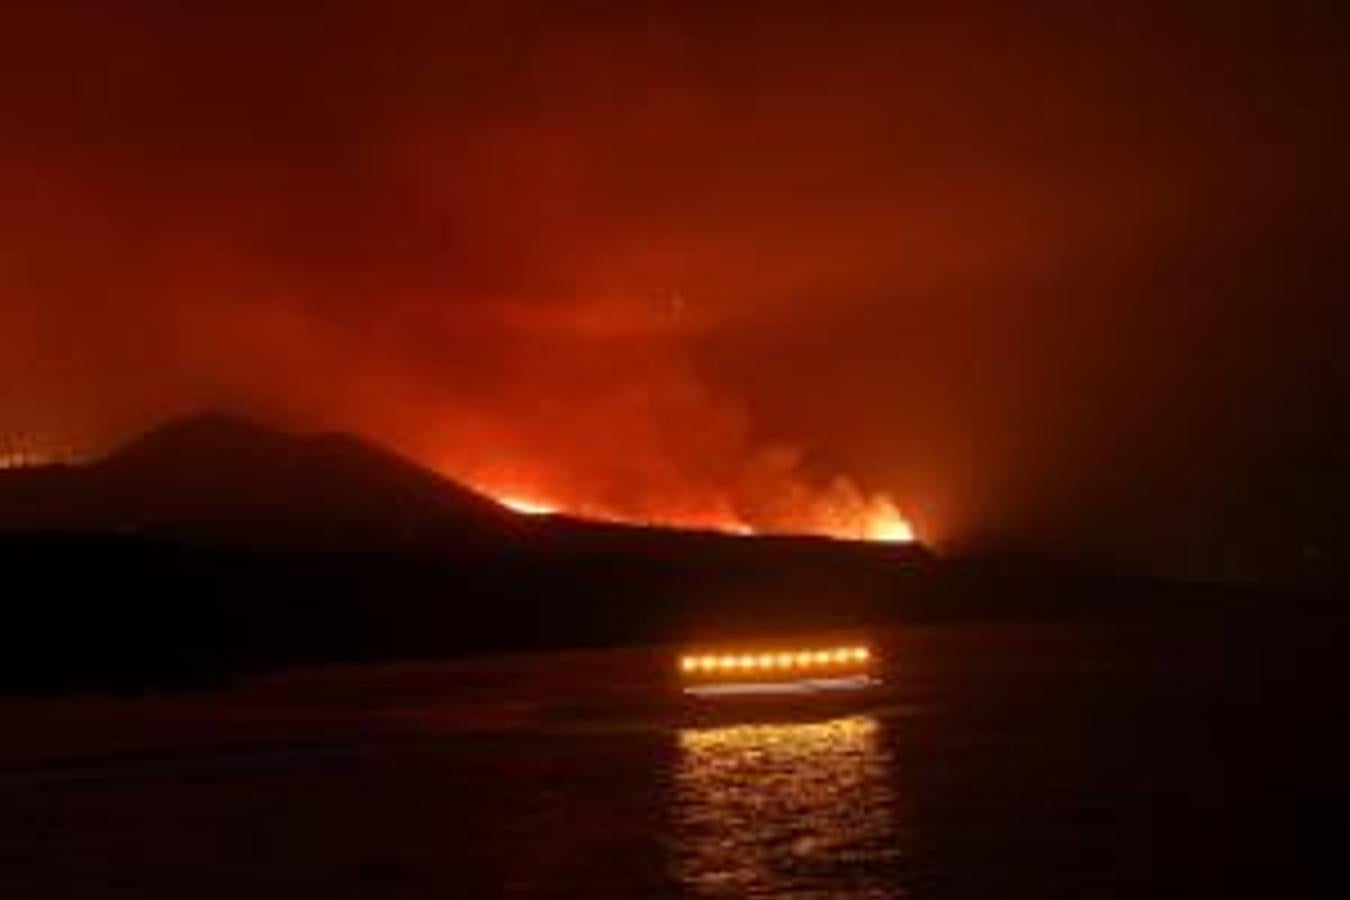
[672,716,905,898]
[3,624,1340,898]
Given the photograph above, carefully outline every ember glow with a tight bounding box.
[483,480,916,544]
[0,439,70,470]
[862,498,916,544]
[495,495,558,517]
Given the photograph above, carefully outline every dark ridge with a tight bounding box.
[9,412,1327,697]
[0,413,519,549]
[98,412,298,470]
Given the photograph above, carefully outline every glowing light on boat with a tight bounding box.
[678,645,874,695]
[684,674,874,697]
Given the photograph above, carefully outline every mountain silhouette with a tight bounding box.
[8,413,1283,695]
[0,413,941,566]
[0,413,522,548]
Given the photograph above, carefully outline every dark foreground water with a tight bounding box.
[2,619,1345,898]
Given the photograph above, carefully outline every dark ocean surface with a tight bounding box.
[2,619,1344,898]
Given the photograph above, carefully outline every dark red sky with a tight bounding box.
[2,3,1347,578]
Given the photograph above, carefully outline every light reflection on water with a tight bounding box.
[671,716,904,898]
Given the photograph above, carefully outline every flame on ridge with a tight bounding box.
[486,487,916,544]
[495,495,558,516]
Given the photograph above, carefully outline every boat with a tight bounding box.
[675,642,880,722]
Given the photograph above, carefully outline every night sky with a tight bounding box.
[2,3,1347,580]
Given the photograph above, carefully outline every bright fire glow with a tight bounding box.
[468,474,916,544]
[860,496,916,543]
[489,491,917,543]
[495,495,558,516]
[865,513,914,543]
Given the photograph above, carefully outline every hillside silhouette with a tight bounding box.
[0,414,521,548]
[0,414,1315,693]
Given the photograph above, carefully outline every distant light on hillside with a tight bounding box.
[496,495,558,516]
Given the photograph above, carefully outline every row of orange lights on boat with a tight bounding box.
[680,647,870,674]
